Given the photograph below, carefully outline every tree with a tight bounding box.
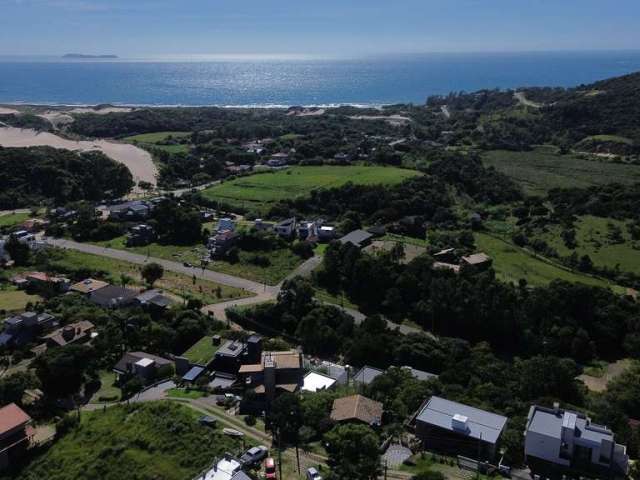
[269,392,303,443]
[4,235,30,266]
[324,424,380,480]
[141,262,164,287]
[277,277,314,318]
[34,345,93,398]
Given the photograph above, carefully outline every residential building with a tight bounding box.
[304,359,348,385]
[0,312,58,348]
[135,289,174,311]
[89,285,138,308]
[109,200,152,221]
[524,404,629,476]
[238,350,303,403]
[126,224,156,247]
[213,337,262,374]
[193,454,243,480]
[433,248,457,264]
[41,320,95,349]
[338,229,373,249]
[24,271,69,292]
[208,230,238,257]
[302,372,337,393]
[317,225,336,241]
[275,218,297,238]
[182,365,206,384]
[267,152,289,167]
[19,218,48,233]
[69,278,109,295]
[0,403,33,470]
[330,394,383,427]
[253,219,274,232]
[353,365,384,386]
[460,252,492,271]
[216,218,236,233]
[401,366,438,382]
[297,220,319,241]
[113,351,174,384]
[415,396,508,459]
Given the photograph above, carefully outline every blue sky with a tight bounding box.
[1,0,639,57]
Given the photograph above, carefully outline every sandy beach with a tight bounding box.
[0,127,158,189]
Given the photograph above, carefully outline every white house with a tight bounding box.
[524,405,629,476]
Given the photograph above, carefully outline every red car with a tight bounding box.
[264,457,277,479]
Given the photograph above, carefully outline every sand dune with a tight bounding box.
[0,127,157,190]
[0,107,21,115]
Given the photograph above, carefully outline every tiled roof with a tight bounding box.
[331,395,383,426]
[0,403,31,435]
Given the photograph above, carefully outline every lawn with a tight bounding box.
[0,212,31,228]
[182,336,218,365]
[167,388,208,399]
[47,248,252,304]
[15,402,240,480]
[0,287,41,313]
[95,236,302,285]
[200,165,421,211]
[89,370,121,403]
[123,131,191,155]
[531,215,640,275]
[483,148,640,195]
[474,232,617,289]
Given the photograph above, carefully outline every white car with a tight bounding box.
[306,467,323,480]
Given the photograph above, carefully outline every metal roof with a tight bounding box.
[353,365,384,385]
[302,372,336,392]
[416,396,507,445]
[339,229,373,247]
[183,366,205,382]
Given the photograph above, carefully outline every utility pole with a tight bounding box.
[383,459,388,480]
[277,427,283,480]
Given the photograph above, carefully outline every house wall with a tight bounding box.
[524,430,569,467]
[415,421,497,460]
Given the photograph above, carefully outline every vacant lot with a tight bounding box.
[15,402,239,480]
[532,215,640,275]
[474,232,617,289]
[201,165,420,210]
[123,131,191,154]
[0,212,30,228]
[483,148,640,195]
[578,359,634,393]
[48,248,251,304]
[183,335,217,365]
[0,287,41,313]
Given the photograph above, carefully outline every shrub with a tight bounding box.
[244,415,257,427]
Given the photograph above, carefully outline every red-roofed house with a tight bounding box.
[0,403,32,470]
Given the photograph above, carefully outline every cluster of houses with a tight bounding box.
[432,248,492,274]
[255,218,336,242]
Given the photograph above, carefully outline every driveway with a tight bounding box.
[134,380,176,402]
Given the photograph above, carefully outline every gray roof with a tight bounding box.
[526,405,615,445]
[416,396,508,445]
[403,366,438,382]
[208,372,237,390]
[353,365,384,385]
[183,366,205,382]
[339,229,373,247]
[231,472,252,480]
[216,340,246,358]
[90,285,138,307]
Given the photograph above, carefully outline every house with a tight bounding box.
[41,320,95,349]
[89,285,138,309]
[339,229,373,249]
[253,219,274,232]
[182,365,206,384]
[331,394,383,427]
[297,220,319,241]
[302,372,337,393]
[0,403,33,470]
[113,351,174,384]
[267,152,289,167]
[460,252,492,271]
[318,225,336,241]
[126,224,155,247]
[213,337,262,374]
[0,312,58,348]
[20,218,48,233]
[333,152,351,162]
[432,262,460,274]
[238,350,303,403]
[9,230,36,246]
[304,359,349,385]
[216,218,236,233]
[135,289,174,311]
[433,248,456,264]
[415,396,508,460]
[193,454,243,480]
[109,200,152,221]
[208,231,238,258]
[524,404,629,477]
[69,278,109,295]
[353,365,384,386]
[275,218,296,238]
[401,366,438,382]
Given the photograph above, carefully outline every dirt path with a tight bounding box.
[514,91,543,109]
[0,127,158,189]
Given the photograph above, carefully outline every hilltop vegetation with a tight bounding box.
[14,402,239,480]
[0,146,133,208]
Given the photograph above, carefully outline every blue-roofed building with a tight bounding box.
[353,365,384,386]
[415,396,508,459]
[524,405,629,477]
[182,365,205,384]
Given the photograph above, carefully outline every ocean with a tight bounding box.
[1,51,640,107]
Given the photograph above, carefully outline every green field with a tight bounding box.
[89,370,121,403]
[483,148,640,195]
[182,336,217,365]
[532,215,640,275]
[96,236,303,285]
[16,402,239,480]
[201,165,421,210]
[474,232,619,290]
[0,212,30,228]
[123,131,191,154]
[0,287,41,312]
[48,248,251,304]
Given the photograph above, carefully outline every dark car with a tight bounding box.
[239,445,268,466]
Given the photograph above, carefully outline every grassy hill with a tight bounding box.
[16,402,239,480]
[201,165,421,211]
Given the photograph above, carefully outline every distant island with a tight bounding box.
[62,53,118,59]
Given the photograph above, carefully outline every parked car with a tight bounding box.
[306,467,323,480]
[240,445,268,466]
[264,457,277,479]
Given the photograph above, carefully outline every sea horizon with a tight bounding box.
[1,50,640,107]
